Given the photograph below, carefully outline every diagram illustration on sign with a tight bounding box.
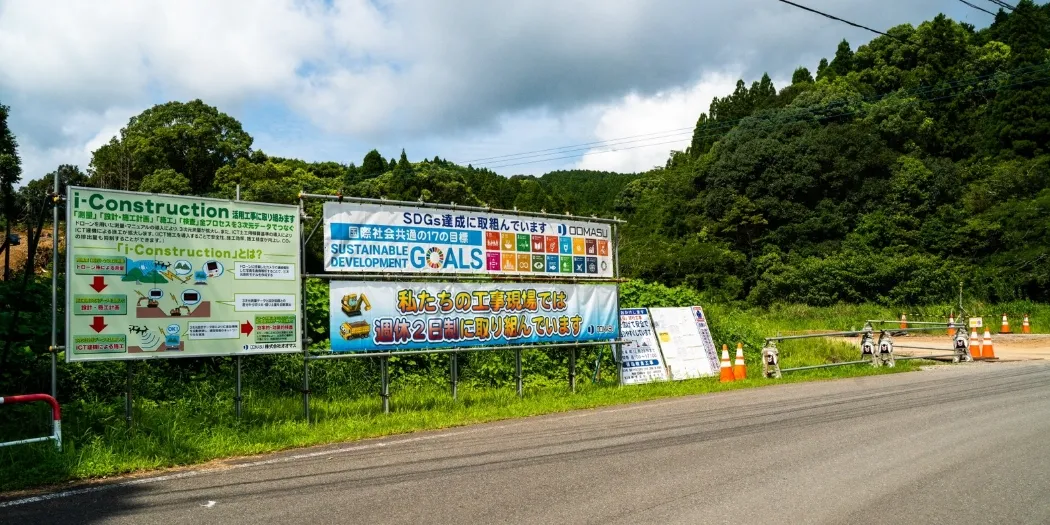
[66,187,303,361]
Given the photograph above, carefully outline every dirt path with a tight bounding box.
[835,333,1050,361]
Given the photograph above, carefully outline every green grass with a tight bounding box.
[12,296,1036,494]
[0,347,921,494]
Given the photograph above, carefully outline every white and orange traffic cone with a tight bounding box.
[900,312,908,330]
[1023,314,1031,334]
[982,328,995,359]
[733,343,747,380]
[969,328,981,359]
[1000,313,1011,334]
[720,345,735,383]
[948,312,956,337]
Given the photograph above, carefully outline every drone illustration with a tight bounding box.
[129,325,149,335]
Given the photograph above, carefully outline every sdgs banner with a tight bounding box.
[323,202,614,277]
[329,281,619,352]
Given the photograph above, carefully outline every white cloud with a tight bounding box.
[0,0,977,180]
[14,107,137,181]
[576,71,741,173]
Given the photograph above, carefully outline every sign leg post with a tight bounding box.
[592,346,602,383]
[569,347,577,393]
[516,348,523,398]
[235,355,242,419]
[302,354,310,422]
[51,174,59,400]
[450,353,458,401]
[381,357,390,414]
[125,361,133,427]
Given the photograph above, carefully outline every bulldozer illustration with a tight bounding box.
[339,293,371,340]
[341,293,371,317]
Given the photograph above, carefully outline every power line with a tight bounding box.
[461,127,694,164]
[958,0,997,15]
[481,65,1050,170]
[774,0,903,41]
[463,3,907,167]
[986,0,1015,11]
[473,62,1049,169]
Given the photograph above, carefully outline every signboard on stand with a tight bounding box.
[618,308,669,385]
[65,187,302,361]
[328,281,619,352]
[323,202,614,278]
[648,307,719,379]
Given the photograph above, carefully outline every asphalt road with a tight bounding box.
[4,361,1050,524]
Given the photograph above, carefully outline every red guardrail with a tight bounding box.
[0,393,62,451]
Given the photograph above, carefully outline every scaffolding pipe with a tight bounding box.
[893,354,957,361]
[307,340,626,360]
[765,331,864,342]
[297,192,626,224]
[867,320,948,325]
[780,359,872,372]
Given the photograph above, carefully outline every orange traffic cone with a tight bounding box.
[1023,314,1031,334]
[719,345,735,383]
[1000,313,1011,334]
[900,312,908,330]
[948,312,956,337]
[733,343,747,380]
[969,328,981,359]
[982,329,995,359]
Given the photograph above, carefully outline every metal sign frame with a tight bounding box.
[298,192,626,417]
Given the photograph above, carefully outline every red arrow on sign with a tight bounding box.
[240,320,253,337]
[89,316,107,333]
[89,276,107,293]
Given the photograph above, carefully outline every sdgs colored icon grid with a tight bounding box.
[323,202,613,278]
[485,230,608,276]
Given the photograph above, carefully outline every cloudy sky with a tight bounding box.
[0,0,996,181]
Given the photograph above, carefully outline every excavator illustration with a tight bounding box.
[168,293,191,316]
[341,293,371,317]
[339,293,372,340]
[135,289,161,308]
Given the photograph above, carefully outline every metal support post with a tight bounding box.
[450,353,458,401]
[515,348,523,398]
[612,222,622,388]
[51,175,60,400]
[615,343,623,387]
[233,185,244,420]
[235,356,243,418]
[298,194,310,422]
[380,357,390,414]
[569,347,577,393]
[125,361,133,427]
[592,346,602,383]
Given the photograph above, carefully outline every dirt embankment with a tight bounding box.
[1,228,61,280]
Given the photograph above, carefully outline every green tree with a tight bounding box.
[829,39,854,77]
[139,168,192,195]
[0,104,21,281]
[360,149,386,179]
[88,99,253,195]
[791,66,814,84]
